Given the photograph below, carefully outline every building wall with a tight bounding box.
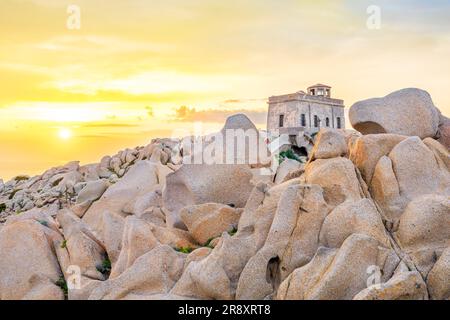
[333,105,345,129]
[267,101,299,131]
[267,99,345,133]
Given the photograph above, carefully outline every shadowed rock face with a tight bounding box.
[352,122,386,135]
[436,115,450,150]
[349,88,440,139]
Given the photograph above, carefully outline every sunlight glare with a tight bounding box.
[58,128,72,140]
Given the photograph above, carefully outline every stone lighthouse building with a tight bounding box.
[267,84,345,136]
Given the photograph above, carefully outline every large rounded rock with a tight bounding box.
[304,157,364,207]
[89,245,186,300]
[163,164,254,229]
[310,128,348,160]
[82,160,164,262]
[57,209,106,281]
[182,113,271,167]
[319,198,390,249]
[353,271,428,300]
[349,88,440,139]
[370,156,404,223]
[436,115,450,150]
[277,234,397,300]
[72,179,110,217]
[388,137,450,206]
[427,246,450,300]
[0,220,65,300]
[396,194,450,276]
[349,134,407,184]
[235,184,329,300]
[423,137,450,170]
[397,195,450,248]
[109,216,159,279]
[171,180,300,299]
[274,159,303,184]
[370,136,450,225]
[180,203,242,245]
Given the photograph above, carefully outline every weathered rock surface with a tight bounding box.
[349,134,407,184]
[349,88,440,139]
[436,115,450,150]
[171,180,299,299]
[0,220,66,300]
[181,113,271,168]
[319,198,390,249]
[353,271,428,300]
[370,136,450,224]
[180,203,242,245]
[427,246,450,300]
[89,245,185,300]
[163,164,254,229]
[395,194,450,276]
[109,216,159,279]
[277,234,397,300]
[370,155,404,222]
[57,209,106,280]
[304,157,364,207]
[310,128,347,160]
[388,137,450,203]
[236,184,329,299]
[82,160,164,262]
[72,179,109,217]
[274,159,303,184]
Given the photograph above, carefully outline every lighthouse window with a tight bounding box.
[301,114,306,127]
[279,114,284,128]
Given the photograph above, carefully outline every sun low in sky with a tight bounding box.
[1,0,450,180]
[58,128,72,140]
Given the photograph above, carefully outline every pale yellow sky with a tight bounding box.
[1,0,450,180]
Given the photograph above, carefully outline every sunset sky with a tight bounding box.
[1,0,450,180]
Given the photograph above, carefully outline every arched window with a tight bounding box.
[325,117,330,127]
[300,114,306,127]
[336,117,341,129]
[314,115,319,128]
[279,114,284,128]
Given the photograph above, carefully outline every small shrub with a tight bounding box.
[96,257,111,276]
[38,220,48,227]
[228,227,238,236]
[0,203,6,213]
[278,149,301,164]
[55,276,68,299]
[175,246,193,254]
[60,240,67,249]
[14,175,29,182]
[203,237,216,249]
